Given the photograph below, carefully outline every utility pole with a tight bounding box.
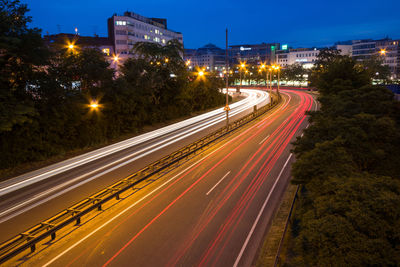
[224,28,230,127]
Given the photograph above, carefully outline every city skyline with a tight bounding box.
[25,0,400,49]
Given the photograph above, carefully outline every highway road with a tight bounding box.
[0,89,268,243]
[4,89,316,266]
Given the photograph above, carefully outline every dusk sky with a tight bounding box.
[25,0,400,49]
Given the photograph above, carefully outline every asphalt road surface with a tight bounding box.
[4,89,316,266]
[0,89,268,243]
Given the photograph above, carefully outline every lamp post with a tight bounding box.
[239,62,246,89]
[268,67,273,92]
[260,63,266,87]
[273,65,281,97]
[224,28,230,127]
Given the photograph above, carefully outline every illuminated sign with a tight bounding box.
[271,46,276,51]
[240,46,252,51]
[282,44,288,50]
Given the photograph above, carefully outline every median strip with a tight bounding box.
[0,93,281,264]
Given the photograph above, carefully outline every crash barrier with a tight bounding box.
[0,93,281,264]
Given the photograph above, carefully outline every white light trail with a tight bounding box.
[0,89,268,199]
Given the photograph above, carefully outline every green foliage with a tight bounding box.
[0,3,226,170]
[290,49,400,266]
[0,0,48,131]
[293,175,400,267]
[281,63,308,83]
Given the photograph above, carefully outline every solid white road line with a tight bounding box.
[0,91,268,222]
[42,150,219,267]
[42,100,276,267]
[0,89,269,196]
[206,171,231,196]
[233,153,293,267]
[258,135,270,145]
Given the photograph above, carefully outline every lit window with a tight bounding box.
[162,39,166,44]
[115,21,127,26]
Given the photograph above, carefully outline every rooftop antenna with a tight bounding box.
[56,24,61,33]
[92,25,98,37]
[75,27,78,35]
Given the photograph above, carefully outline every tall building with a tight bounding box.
[352,38,400,79]
[108,11,183,59]
[229,43,280,65]
[184,44,226,71]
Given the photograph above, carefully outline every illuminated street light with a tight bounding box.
[198,70,204,77]
[165,58,169,63]
[239,61,247,89]
[259,63,268,87]
[272,65,281,97]
[113,54,119,62]
[66,40,77,54]
[380,49,387,56]
[88,100,101,111]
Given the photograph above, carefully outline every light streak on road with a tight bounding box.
[0,89,268,222]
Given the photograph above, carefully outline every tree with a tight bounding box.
[282,63,308,84]
[293,175,400,267]
[290,49,400,267]
[0,0,49,131]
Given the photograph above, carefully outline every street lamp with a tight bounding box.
[268,67,273,92]
[113,54,119,63]
[259,63,268,87]
[88,100,101,111]
[66,40,77,52]
[224,28,230,127]
[239,61,246,89]
[272,65,281,97]
[380,49,387,56]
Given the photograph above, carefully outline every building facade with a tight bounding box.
[276,47,320,69]
[229,43,280,65]
[108,11,183,59]
[184,44,226,71]
[352,38,400,79]
[44,33,114,56]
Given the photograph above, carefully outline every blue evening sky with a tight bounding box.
[24,0,400,49]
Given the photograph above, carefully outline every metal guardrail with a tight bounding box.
[273,185,300,267]
[0,93,281,264]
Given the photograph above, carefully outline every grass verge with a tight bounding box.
[255,183,298,267]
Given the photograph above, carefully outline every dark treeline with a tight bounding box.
[289,49,400,265]
[0,1,227,170]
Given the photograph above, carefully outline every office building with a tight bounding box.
[352,38,400,79]
[108,11,183,59]
[229,43,280,65]
[276,47,320,69]
[184,44,226,71]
